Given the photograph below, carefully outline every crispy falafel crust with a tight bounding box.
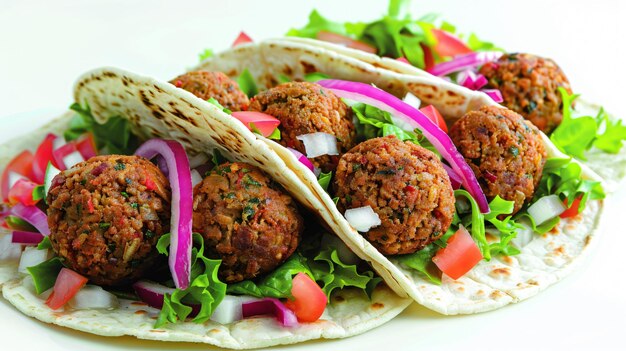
[192,162,302,283]
[47,155,170,286]
[479,53,572,133]
[170,71,250,111]
[334,136,455,255]
[449,106,547,215]
[248,81,356,173]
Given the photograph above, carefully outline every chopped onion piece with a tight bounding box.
[135,139,193,289]
[528,195,566,225]
[511,220,534,249]
[11,231,43,245]
[483,89,503,103]
[18,247,49,273]
[190,169,203,187]
[211,295,258,324]
[296,133,339,158]
[344,206,381,232]
[68,285,119,310]
[402,92,421,110]
[62,151,84,169]
[0,234,23,261]
[188,153,210,169]
[52,136,66,150]
[242,298,298,327]
[287,147,315,173]
[8,171,27,190]
[10,203,50,236]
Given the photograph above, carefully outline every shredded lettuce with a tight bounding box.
[237,68,258,98]
[551,87,626,159]
[207,97,232,114]
[154,234,227,328]
[395,243,442,284]
[66,103,139,155]
[317,171,333,191]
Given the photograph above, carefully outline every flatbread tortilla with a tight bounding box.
[0,70,411,349]
[194,38,615,314]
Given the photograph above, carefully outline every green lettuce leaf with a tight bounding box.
[198,48,214,62]
[317,171,333,192]
[395,243,441,284]
[207,97,232,115]
[286,10,347,38]
[237,68,258,98]
[66,103,139,155]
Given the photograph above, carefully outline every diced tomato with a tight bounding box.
[421,43,435,71]
[7,179,40,206]
[1,150,34,201]
[432,226,482,280]
[316,31,377,54]
[143,173,157,191]
[231,111,281,137]
[52,142,78,170]
[560,196,582,218]
[431,29,472,57]
[232,31,253,47]
[32,133,59,184]
[75,133,98,160]
[419,105,448,133]
[45,268,88,310]
[284,273,327,322]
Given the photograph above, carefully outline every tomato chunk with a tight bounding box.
[433,226,482,280]
[232,31,253,47]
[231,111,281,137]
[284,273,327,322]
[316,31,377,54]
[431,29,473,57]
[419,105,448,133]
[8,179,40,206]
[46,268,88,310]
[1,150,34,201]
[32,133,59,184]
[560,196,582,218]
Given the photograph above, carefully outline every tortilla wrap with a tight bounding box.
[0,71,411,349]
[193,38,616,314]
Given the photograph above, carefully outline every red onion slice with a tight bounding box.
[317,79,490,213]
[427,51,503,77]
[10,203,50,236]
[442,164,462,190]
[11,231,43,245]
[242,298,298,327]
[133,280,176,310]
[482,89,504,103]
[287,147,315,173]
[135,139,193,289]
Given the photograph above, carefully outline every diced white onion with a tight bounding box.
[0,235,23,262]
[211,295,258,324]
[18,247,49,273]
[62,150,84,169]
[527,195,566,225]
[511,220,534,249]
[344,206,381,232]
[188,152,210,168]
[321,233,360,265]
[402,92,422,110]
[296,133,339,158]
[190,169,203,187]
[8,171,27,189]
[68,285,119,310]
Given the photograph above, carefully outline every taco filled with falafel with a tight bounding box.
[191,35,618,314]
[0,68,411,349]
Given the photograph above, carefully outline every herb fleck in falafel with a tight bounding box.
[333,135,455,255]
[449,106,547,215]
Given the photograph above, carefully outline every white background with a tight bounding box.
[1,1,625,350]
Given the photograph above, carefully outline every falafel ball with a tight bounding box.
[193,162,302,283]
[479,53,572,133]
[170,71,250,111]
[449,106,547,215]
[47,155,170,286]
[333,135,455,255]
[248,81,356,173]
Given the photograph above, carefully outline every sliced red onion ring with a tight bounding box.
[442,164,462,190]
[11,231,43,245]
[10,203,50,236]
[296,133,339,158]
[133,280,176,310]
[482,89,504,103]
[344,206,381,232]
[456,70,488,91]
[287,147,315,173]
[135,139,193,289]
[242,298,298,327]
[427,51,503,77]
[317,79,490,213]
